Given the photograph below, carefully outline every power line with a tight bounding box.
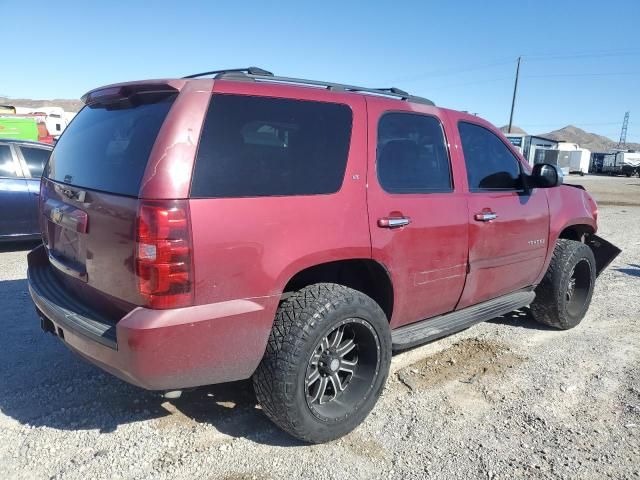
[387,58,515,83]
[423,70,639,91]
[428,76,512,89]
[388,50,640,85]
[525,71,640,79]
[523,50,640,61]
[513,123,634,132]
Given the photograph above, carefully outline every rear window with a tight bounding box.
[46,94,175,196]
[191,94,352,198]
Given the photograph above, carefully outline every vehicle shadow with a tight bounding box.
[615,264,640,278]
[487,307,555,331]
[0,239,41,253]
[0,277,303,447]
[0,273,551,444]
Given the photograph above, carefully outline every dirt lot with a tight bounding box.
[0,175,638,480]
[564,173,640,206]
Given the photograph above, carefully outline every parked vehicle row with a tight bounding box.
[0,139,52,240]
[0,115,54,144]
[602,151,640,177]
[26,68,620,443]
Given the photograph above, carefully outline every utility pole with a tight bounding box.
[508,56,521,134]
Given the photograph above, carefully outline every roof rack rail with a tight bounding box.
[182,67,435,106]
[182,66,274,79]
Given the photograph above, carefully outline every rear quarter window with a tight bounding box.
[46,94,175,196]
[19,146,51,177]
[191,94,353,198]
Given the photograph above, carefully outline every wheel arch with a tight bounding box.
[557,223,595,242]
[281,258,394,322]
[553,223,620,277]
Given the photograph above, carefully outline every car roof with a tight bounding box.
[83,67,436,109]
[0,138,53,149]
[186,68,435,106]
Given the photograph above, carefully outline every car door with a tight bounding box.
[453,120,550,308]
[0,143,32,237]
[367,102,469,329]
[16,145,50,234]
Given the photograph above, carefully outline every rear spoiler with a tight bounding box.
[81,83,179,107]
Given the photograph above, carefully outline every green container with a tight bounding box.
[0,117,39,141]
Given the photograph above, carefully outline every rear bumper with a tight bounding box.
[27,245,277,390]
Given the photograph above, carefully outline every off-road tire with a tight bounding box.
[252,283,391,443]
[531,239,596,329]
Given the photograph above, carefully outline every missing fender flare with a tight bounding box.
[586,234,622,276]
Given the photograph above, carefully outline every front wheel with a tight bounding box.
[531,239,596,329]
[253,283,391,443]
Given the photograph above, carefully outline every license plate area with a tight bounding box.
[42,198,89,277]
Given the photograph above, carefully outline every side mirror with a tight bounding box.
[529,163,563,188]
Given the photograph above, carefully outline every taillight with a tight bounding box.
[135,200,194,309]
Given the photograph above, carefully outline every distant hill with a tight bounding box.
[537,125,640,153]
[499,125,528,135]
[500,124,639,153]
[0,96,83,112]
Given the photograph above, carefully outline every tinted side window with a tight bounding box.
[0,145,18,178]
[191,95,352,198]
[20,146,50,177]
[377,113,452,193]
[458,122,522,191]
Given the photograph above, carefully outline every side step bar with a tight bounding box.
[391,289,536,351]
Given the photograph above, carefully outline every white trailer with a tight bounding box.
[556,142,591,175]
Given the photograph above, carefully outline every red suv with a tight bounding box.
[27,67,620,443]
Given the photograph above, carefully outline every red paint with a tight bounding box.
[29,75,604,390]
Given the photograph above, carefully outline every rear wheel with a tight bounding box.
[253,283,391,443]
[531,239,596,329]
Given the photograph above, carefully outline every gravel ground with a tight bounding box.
[564,174,640,206]
[1,177,639,479]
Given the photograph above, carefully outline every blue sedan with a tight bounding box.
[0,139,52,241]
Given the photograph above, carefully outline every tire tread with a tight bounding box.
[253,283,389,443]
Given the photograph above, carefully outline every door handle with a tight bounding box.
[378,216,411,228]
[474,212,498,222]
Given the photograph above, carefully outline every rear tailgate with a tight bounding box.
[39,84,181,318]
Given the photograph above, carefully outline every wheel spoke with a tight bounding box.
[337,339,356,357]
[330,326,344,348]
[329,372,346,394]
[306,367,321,386]
[309,351,321,367]
[310,376,329,404]
[339,359,357,375]
[320,336,330,351]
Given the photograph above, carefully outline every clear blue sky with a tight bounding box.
[2,0,639,141]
